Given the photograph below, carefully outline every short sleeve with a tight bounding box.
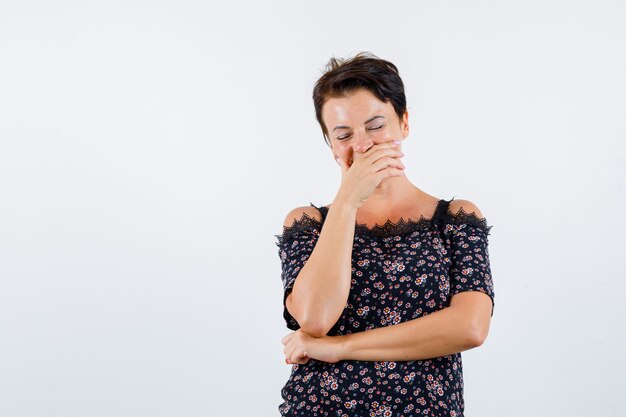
[446,214,495,317]
[274,214,322,330]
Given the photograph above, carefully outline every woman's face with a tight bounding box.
[322,88,409,168]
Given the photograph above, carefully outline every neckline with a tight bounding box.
[276,197,492,244]
[316,199,446,238]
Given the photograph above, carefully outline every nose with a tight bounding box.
[352,130,374,154]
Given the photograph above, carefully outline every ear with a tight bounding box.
[401,111,409,138]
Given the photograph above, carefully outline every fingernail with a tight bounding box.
[393,140,401,144]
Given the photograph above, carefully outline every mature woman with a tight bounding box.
[276,52,495,417]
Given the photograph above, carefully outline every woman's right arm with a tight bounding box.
[285,194,357,337]
[286,141,404,337]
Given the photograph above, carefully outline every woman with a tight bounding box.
[276,52,495,417]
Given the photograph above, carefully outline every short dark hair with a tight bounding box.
[312,51,407,146]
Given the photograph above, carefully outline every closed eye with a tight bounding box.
[336,124,386,141]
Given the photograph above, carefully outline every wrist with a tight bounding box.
[333,334,351,361]
[331,193,359,213]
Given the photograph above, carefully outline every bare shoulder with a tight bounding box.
[448,198,485,219]
[282,205,323,228]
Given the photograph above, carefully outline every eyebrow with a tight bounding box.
[332,115,385,132]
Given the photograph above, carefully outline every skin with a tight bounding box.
[281,88,493,365]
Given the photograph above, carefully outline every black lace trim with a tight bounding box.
[275,202,492,243]
[274,212,323,247]
[445,207,493,236]
[353,214,435,237]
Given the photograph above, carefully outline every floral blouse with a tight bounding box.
[275,198,495,417]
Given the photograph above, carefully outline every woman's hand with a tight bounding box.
[281,329,345,365]
[335,140,405,209]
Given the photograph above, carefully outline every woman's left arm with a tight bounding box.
[283,291,493,364]
[335,291,493,361]
[335,200,495,362]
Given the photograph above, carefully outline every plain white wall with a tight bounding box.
[1,1,624,416]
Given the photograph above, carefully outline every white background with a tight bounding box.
[1,1,625,416]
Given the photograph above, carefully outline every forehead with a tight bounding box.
[322,88,392,124]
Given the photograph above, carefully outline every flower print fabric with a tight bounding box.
[275,198,494,417]
[276,213,325,332]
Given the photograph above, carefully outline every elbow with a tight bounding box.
[299,311,338,337]
[288,295,339,337]
[466,332,486,348]
[465,321,490,348]
[288,301,331,337]
[299,320,329,338]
